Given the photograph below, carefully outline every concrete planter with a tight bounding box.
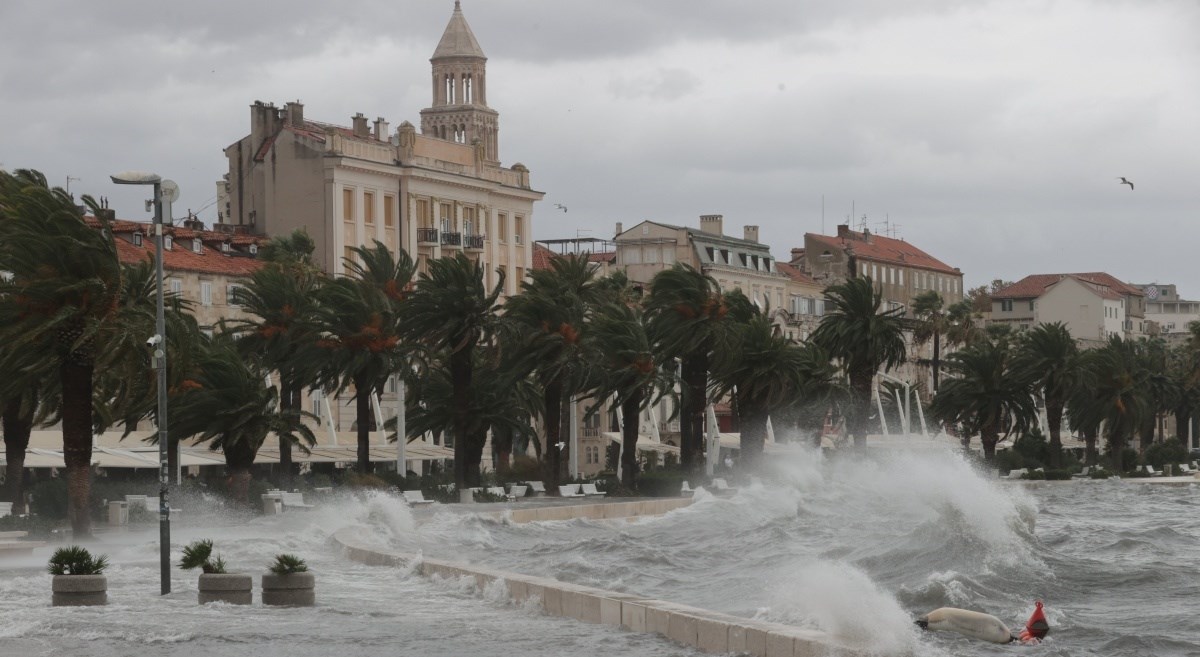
[198,573,252,605]
[261,572,316,606]
[52,574,108,606]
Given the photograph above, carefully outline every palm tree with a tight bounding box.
[1071,337,1152,473]
[1,390,42,515]
[402,253,503,491]
[314,242,414,474]
[504,253,600,488]
[0,170,156,536]
[1012,322,1079,468]
[782,341,846,447]
[910,291,949,393]
[585,301,670,487]
[811,277,907,448]
[710,308,807,468]
[226,234,323,482]
[170,333,316,502]
[930,335,1037,460]
[644,265,743,472]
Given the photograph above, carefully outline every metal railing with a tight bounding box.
[464,234,485,250]
[440,231,462,247]
[417,227,438,244]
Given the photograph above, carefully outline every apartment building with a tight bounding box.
[218,2,542,296]
[1134,283,1200,340]
[990,272,1146,345]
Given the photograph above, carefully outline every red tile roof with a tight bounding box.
[775,262,818,286]
[807,229,958,275]
[993,273,1135,301]
[86,216,266,278]
[532,243,555,271]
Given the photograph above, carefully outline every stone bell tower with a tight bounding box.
[420,1,500,163]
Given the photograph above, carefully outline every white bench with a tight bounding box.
[486,486,507,499]
[402,490,434,505]
[680,481,694,496]
[711,478,738,494]
[506,485,527,501]
[280,491,314,509]
[1004,468,1027,480]
[1071,466,1092,479]
[1143,465,1163,477]
[580,483,606,497]
[558,484,584,498]
[526,481,547,497]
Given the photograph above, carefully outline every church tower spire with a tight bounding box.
[421,2,499,162]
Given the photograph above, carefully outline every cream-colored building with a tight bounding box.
[218,2,542,296]
[990,272,1146,346]
[1134,282,1198,340]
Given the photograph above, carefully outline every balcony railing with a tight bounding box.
[440,231,462,247]
[464,234,485,250]
[417,227,438,244]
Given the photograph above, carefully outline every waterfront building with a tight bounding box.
[217,2,542,297]
[1132,282,1200,343]
[990,272,1147,346]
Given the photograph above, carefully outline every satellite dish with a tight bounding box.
[160,180,180,204]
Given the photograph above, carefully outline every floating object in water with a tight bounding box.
[916,601,1049,645]
[915,607,1014,643]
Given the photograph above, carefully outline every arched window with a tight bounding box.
[463,74,473,103]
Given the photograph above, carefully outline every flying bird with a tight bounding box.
[554,203,568,212]
[1117,177,1134,190]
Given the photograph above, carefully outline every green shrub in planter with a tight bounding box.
[182,540,251,604]
[263,553,315,606]
[269,554,308,575]
[179,539,227,574]
[49,546,109,606]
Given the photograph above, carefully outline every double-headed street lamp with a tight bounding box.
[110,171,178,596]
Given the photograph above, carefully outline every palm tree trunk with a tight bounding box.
[542,379,562,490]
[355,374,373,474]
[1046,397,1064,469]
[980,425,1000,461]
[278,384,297,484]
[61,360,95,538]
[621,390,641,488]
[466,429,486,487]
[1175,409,1191,448]
[222,439,258,504]
[931,330,941,394]
[681,354,708,472]
[849,371,873,449]
[2,398,33,515]
[492,426,513,472]
[450,346,472,493]
[1107,429,1125,473]
[1138,417,1154,453]
[1084,427,1098,465]
[737,396,768,470]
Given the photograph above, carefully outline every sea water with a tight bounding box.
[2,449,1197,656]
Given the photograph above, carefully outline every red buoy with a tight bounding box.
[1018,600,1049,644]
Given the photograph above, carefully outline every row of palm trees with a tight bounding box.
[5,168,1194,538]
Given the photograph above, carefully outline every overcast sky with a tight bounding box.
[2,0,1197,293]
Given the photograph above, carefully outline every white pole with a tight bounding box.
[903,384,912,436]
[569,396,579,479]
[766,415,776,444]
[875,384,890,437]
[648,403,661,444]
[914,389,929,437]
[370,392,385,443]
[614,396,624,481]
[705,404,720,476]
[318,390,338,446]
[893,389,907,436]
[396,375,406,478]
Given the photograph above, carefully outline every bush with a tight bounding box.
[1117,447,1140,473]
[471,489,505,503]
[1088,468,1113,479]
[269,554,308,575]
[1012,429,1048,469]
[48,546,108,575]
[500,456,541,484]
[0,514,60,538]
[1020,469,1046,480]
[179,539,227,574]
[1043,469,1072,481]
[1145,439,1188,469]
[344,472,390,489]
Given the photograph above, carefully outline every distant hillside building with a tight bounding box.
[218,2,542,295]
[990,272,1147,345]
[1133,282,1200,340]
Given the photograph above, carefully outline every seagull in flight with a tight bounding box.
[1117,177,1134,190]
[554,203,568,212]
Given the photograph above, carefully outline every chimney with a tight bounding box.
[285,100,304,126]
[351,113,369,138]
[836,224,850,238]
[699,214,724,236]
[373,117,389,141]
[743,225,759,243]
[615,222,624,237]
[96,208,116,222]
[862,227,873,244]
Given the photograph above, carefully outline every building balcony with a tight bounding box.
[440,231,462,248]
[417,227,438,245]
[464,234,485,251]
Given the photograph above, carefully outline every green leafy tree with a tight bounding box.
[402,253,504,491]
[1070,337,1152,473]
[504,254,601,488]
[930,334,1037,460]
[811,277,907,448]
[0,170,156,536]
[314,242,414,473]
[169,333,316,502]
[644,265,744,471]
[1012,322,1079,468]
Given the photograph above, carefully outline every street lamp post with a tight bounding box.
[111,171,177,596]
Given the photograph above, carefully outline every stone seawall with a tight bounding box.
[333,500,850,657]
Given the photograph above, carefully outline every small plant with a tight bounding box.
[48,546,109,575]
[179,539,227,574]
[269,554,308,575]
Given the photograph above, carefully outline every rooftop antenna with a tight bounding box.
[66,176,81,196]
